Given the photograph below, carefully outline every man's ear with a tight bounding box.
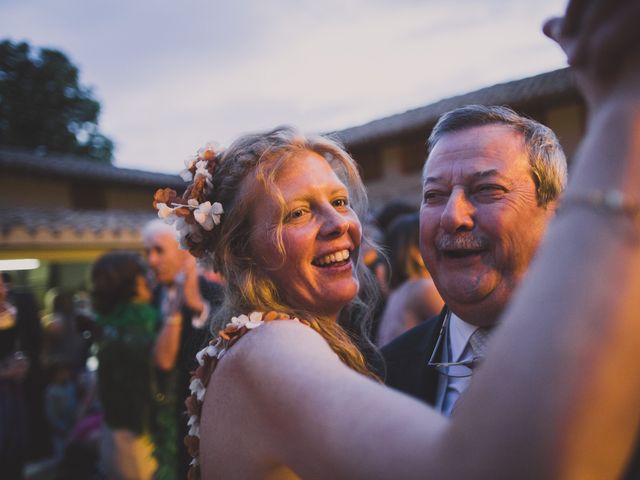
[546,199,560,214]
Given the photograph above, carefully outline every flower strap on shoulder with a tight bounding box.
[183,311,303,480]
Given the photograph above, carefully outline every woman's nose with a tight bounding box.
[319,207,350,238]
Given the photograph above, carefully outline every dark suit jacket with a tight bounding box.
[381,308,447,406]
[382,307,640,478]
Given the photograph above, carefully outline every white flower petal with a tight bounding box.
[189,423,200,437]
[184,155,197,169]
[193,209,207,225]
[211,202,223,215]
[189,378,205,395]
[231,314,249,327]
[157,204,175,220]
[188,198,199,207]
[246,311,264,329]
[196,387,206,402]
[179,169,193,182]
[196,348,208,366]
[205,345,218,358]
[188,415,199,427]
[202,217,215,231]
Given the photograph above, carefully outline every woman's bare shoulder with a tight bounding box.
[199,319,347,474]
[219,319,341,382]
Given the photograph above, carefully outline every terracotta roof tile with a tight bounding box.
[0,207,156,237]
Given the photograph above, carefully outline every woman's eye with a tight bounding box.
[285,208,306,221]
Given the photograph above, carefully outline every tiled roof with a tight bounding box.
[0,147,184,189]
[333,68,579,148]
[0,207,156,237]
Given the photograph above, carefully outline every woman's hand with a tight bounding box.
[543,0,640,111]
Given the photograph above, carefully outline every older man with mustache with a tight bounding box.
[382,105,567,415]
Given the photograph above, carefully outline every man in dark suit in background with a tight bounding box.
[142,220,222,478]
[382,105,567,415]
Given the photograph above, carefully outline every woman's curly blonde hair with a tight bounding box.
[157,126,381,379]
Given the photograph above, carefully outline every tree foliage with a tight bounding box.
[0,39,114,163]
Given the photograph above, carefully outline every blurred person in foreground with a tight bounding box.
[157,1,640,477]
[141,220,223,476]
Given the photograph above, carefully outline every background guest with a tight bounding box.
[92,251,167,480]
[142,220,223,477]
[376,212,443,346]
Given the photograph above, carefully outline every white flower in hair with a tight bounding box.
[179,155,198,182]
[185,155,198,169]
[156,203,176,222]
[194,201,224,231]
[195,160,212,181]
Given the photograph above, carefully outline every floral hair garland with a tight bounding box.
[183,310,303,480]
[152,144,224,257]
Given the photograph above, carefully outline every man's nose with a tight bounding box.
[440,189,475,233]
[147,250,159,267]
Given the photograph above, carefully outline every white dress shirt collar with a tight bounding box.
[448,311,478,362]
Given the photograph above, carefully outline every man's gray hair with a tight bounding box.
[142,219,179,244]
[426,105,568,205]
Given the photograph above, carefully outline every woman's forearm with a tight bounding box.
[447,101,640,480]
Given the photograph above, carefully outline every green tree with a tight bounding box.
[0,39,114,163]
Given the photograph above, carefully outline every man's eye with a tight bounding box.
[333,198,348,208]
[423,191,447,204]
[476,185,506,197]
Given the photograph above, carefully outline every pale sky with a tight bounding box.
[3,0,569,173]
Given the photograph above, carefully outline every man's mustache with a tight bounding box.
[435,233,489,251]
